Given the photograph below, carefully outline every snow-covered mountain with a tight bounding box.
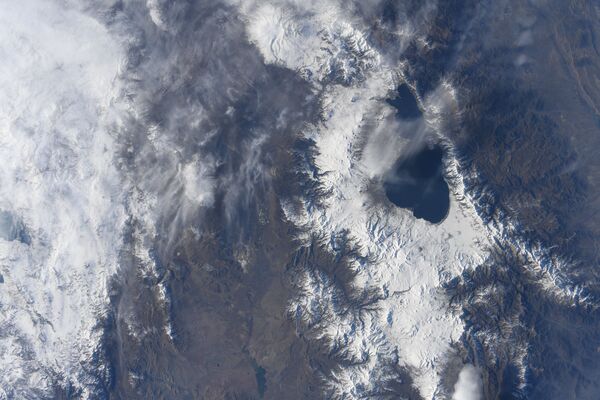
[0,1,599,399]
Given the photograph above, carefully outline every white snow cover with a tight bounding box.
[0,1,126,397]
[236,0,381,85]
[237,1,491,398]
[289,80,489,399]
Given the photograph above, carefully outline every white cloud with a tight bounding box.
[0,0,125,397]
[452,365,483,400]
[361,114,431,180]
[146,0,168,30]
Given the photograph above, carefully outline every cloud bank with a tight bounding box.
[0,0,126,397]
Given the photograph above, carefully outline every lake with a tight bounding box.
[386,84,422,120]
[384,145,450,223]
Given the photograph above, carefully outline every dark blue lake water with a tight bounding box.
[384,145,450,223]
[255,366,266,397]
[386,84,422,120]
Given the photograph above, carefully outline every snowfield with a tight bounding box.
[240,1,491,398]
